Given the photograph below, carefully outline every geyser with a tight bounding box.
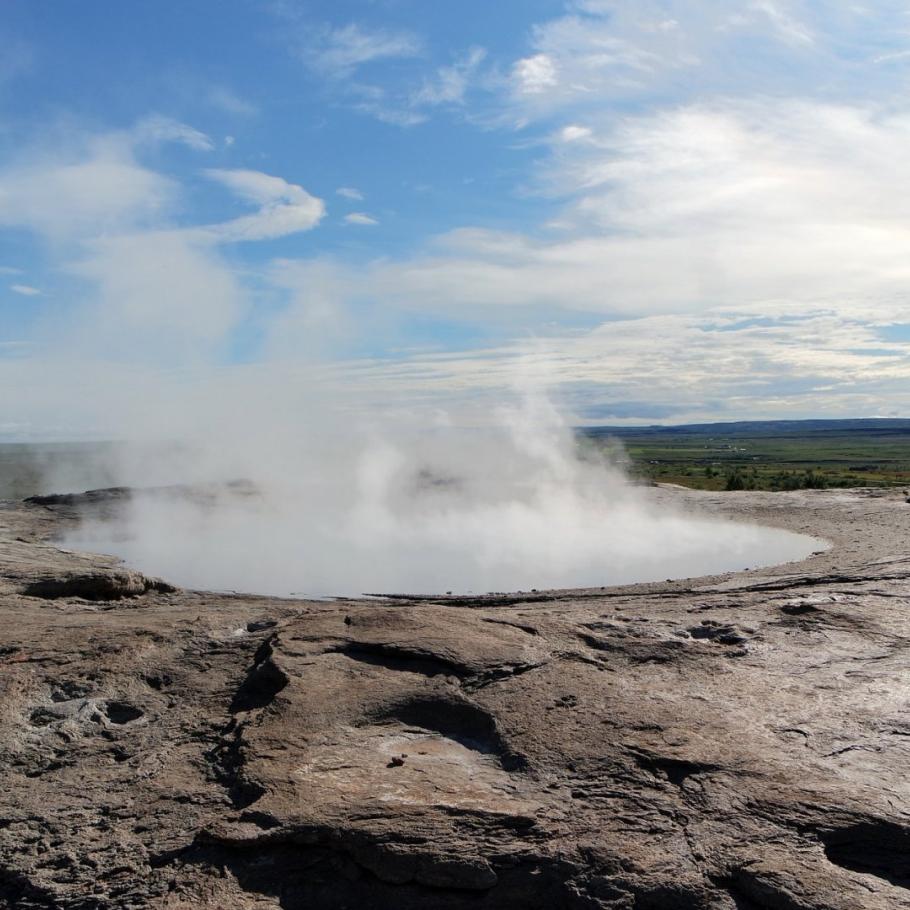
[63,391,822,597]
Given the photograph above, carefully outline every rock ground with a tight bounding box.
[1,486,910,908]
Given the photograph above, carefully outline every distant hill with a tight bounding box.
[580,418,910,440]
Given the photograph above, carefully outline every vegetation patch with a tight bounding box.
[580,418,910,492]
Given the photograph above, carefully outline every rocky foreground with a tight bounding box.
[1,487,910,909]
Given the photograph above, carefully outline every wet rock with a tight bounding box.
[21,570,176,601]
[25,486,133,507]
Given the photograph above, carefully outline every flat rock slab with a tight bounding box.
[1,487,910,908]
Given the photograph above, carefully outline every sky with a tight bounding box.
[3,0,910,438]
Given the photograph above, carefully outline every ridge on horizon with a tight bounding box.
[582,417,910,436]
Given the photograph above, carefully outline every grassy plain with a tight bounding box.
[581,419,910,491]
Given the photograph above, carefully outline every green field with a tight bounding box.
[581,419,910,492]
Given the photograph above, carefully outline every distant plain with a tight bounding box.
[583,418,910,491]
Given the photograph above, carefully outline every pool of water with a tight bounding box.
[68,490,826,598]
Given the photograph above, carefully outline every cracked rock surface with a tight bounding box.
[1,486,910,908]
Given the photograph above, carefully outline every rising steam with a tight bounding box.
[63,385,820,597]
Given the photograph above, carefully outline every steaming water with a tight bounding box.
[59,395,824,598]
[66,468,823,598]
[74,505,820,597]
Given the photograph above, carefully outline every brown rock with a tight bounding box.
[1,487,909,908]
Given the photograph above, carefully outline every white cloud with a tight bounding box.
[748,1,815,47]
[0,146,175,239]
[509,13,665,110]
[133,114,214,151]
[0,266,21,275]
[69,231,245,361]
[9,4,910,431]
[344,212,378,226]
[248,97,910,361]
[0,117,215,241]
[0,120,319,249]
[303,23,422,78]
[6,94,901,423]
[412,47,487,106]
[10,284,40,296]
[0,126,327,383]
[512,54,559,95]
[324,304,910,423]
[203,168,325,241]
[500,1,910,123]
[559,124,592,142]
[284,17,492,125]
[347,83,428,126]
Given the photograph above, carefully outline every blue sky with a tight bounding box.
[3,0,910,438]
